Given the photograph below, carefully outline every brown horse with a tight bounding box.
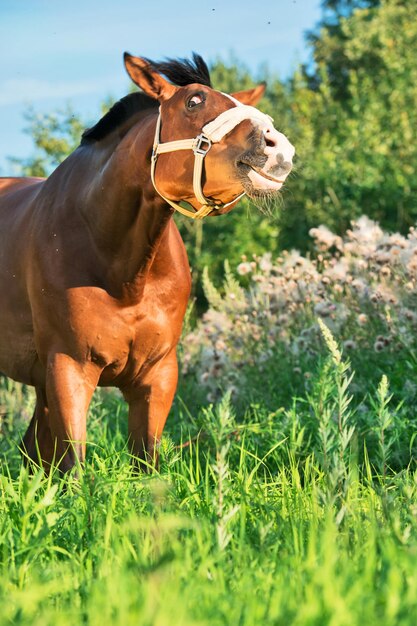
[0,53,294,472]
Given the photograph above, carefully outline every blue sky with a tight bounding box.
[0,0,321,174]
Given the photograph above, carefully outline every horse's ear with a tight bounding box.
[231,83,266,106]
[123,53,177,102]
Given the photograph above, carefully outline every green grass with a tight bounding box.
[1,336,417,625]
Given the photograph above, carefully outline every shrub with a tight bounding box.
[181,215,417,418]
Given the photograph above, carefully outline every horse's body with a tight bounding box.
[0,53,294,472]
[0,164,190,388]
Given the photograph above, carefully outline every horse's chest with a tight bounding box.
[94,296,183,385]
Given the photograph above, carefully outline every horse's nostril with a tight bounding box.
[263,129,277,149]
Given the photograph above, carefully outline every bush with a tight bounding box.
[180,216,417,470]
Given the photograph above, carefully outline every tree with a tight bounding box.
[8,105,86,177]
[305,0,381,97]
[274,0,417,249]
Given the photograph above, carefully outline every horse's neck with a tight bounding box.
[56,113,173,296]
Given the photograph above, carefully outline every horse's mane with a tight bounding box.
[146,53,212,88]
[81,53,211,145]
[81,92,157,144]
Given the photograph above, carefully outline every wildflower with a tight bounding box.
[259,253,272,273]
[181,214,417,403]
[309,225,343,251]
[325,261,349,282]
[407,257,417,273]
[343,339,357,351]
[237,262,252,275]
[373,250,391,264]
[352,278,366,293]
[351,216,383,243]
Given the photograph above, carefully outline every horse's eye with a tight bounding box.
[187,93,205,109]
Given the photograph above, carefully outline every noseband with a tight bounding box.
[151,97,274,219]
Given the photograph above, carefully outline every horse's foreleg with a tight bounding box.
[22,387,55,471]
[123,351,178,470]
[44,353,99,473]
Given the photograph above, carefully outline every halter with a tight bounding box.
[150,96,274,219]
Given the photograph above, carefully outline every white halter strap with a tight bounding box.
[151,97,273,220]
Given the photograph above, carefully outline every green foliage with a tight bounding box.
[284,0,417,247]
[2,341,417,624]
[306,0,381,98]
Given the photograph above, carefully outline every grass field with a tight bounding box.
[1,326,417,626]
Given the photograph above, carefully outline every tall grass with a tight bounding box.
[1,325,417,625]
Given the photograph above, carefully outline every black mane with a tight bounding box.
[81,53,211,144]
[145,53,212,88]
[81,92,157,144]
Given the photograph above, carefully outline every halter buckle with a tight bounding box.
[193,134,212,156]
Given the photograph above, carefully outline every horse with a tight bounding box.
[0,52,294,473]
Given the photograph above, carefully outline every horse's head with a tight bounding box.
[124,52,295,219]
